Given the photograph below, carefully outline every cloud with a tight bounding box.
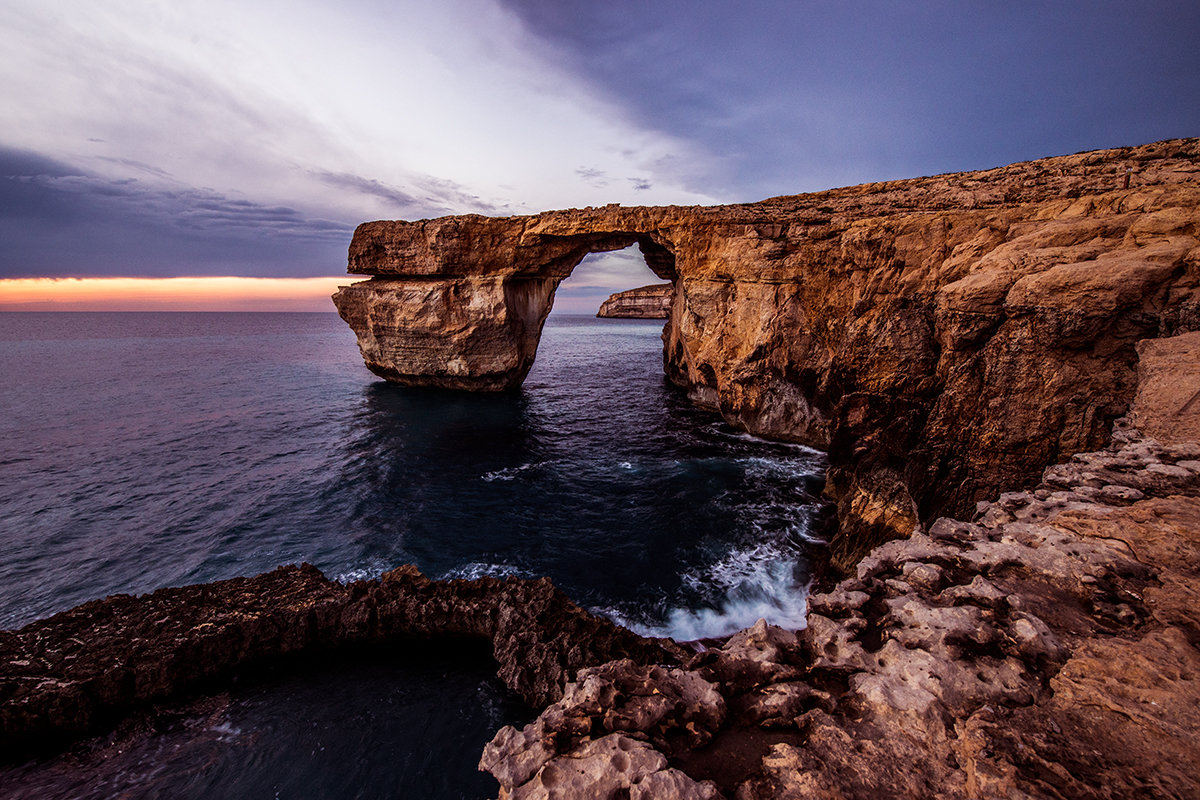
[575,167,610,188]
[0,146,352,277]
[0,0,720,279]
[502,0,1200,199]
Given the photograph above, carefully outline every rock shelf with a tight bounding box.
[0,566,683,757]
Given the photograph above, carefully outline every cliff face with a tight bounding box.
[333,138,1200,571]
[597,283,674,318]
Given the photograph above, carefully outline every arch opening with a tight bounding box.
[549,241,672,317]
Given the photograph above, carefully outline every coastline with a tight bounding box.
[4,412,1197,797]
[4,139,1199,796]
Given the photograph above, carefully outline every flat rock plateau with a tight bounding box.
[3,139,1199,798]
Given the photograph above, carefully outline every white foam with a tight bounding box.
[209,721,242,741]
[706,424,827,455]
[441,561,533,581]
[606,452,823,641]
[655,537,811,640]
[481,462,545,482]
[332,559,391,584]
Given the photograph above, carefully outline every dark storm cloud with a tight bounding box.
[0,146,353,277]
[502,0,1200,199]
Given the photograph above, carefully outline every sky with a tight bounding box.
[1,0,1197,311]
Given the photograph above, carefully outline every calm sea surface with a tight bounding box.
[0,311,825,799]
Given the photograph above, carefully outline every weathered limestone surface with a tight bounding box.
[0,566,684,757]
[334,138,1200,571]
[596,283,674,318]
[481,421,1200,799]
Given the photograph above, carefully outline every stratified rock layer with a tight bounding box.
[333,138,1200,571]
[0,566,683,757]
[596,283,674,318]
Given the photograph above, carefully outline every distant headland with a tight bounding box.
[596,283,673,318]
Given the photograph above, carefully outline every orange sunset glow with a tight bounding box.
[0,277,362,311]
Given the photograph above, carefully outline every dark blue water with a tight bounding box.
[0,311,825,798]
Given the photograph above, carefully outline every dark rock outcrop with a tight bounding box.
[333,138,1200,572]
[0,565,684,757]
[596,283,674,318]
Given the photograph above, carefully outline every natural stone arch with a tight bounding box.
[333,219,679,391]
[334,142,1200,573]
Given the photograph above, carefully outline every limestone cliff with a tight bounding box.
[334,138,1200,572]
[596,283,674,318]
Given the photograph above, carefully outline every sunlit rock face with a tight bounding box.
[334,139,1200,571]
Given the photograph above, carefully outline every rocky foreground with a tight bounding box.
[3,413,1197,797]
[0,566,683,757]
[481,422,1200,799]
[474,332,1200,798]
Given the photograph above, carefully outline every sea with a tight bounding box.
[0,311,826,799]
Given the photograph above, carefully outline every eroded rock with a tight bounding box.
[0,566,684,756]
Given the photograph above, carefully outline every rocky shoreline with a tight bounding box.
[4,413,1196,797]
[0,564,683,758]
[480,420,1200,798]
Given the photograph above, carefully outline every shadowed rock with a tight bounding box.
[0,565,685,758]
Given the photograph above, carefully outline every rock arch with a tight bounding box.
[333,211,679,391]
[333,141,1200,572]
